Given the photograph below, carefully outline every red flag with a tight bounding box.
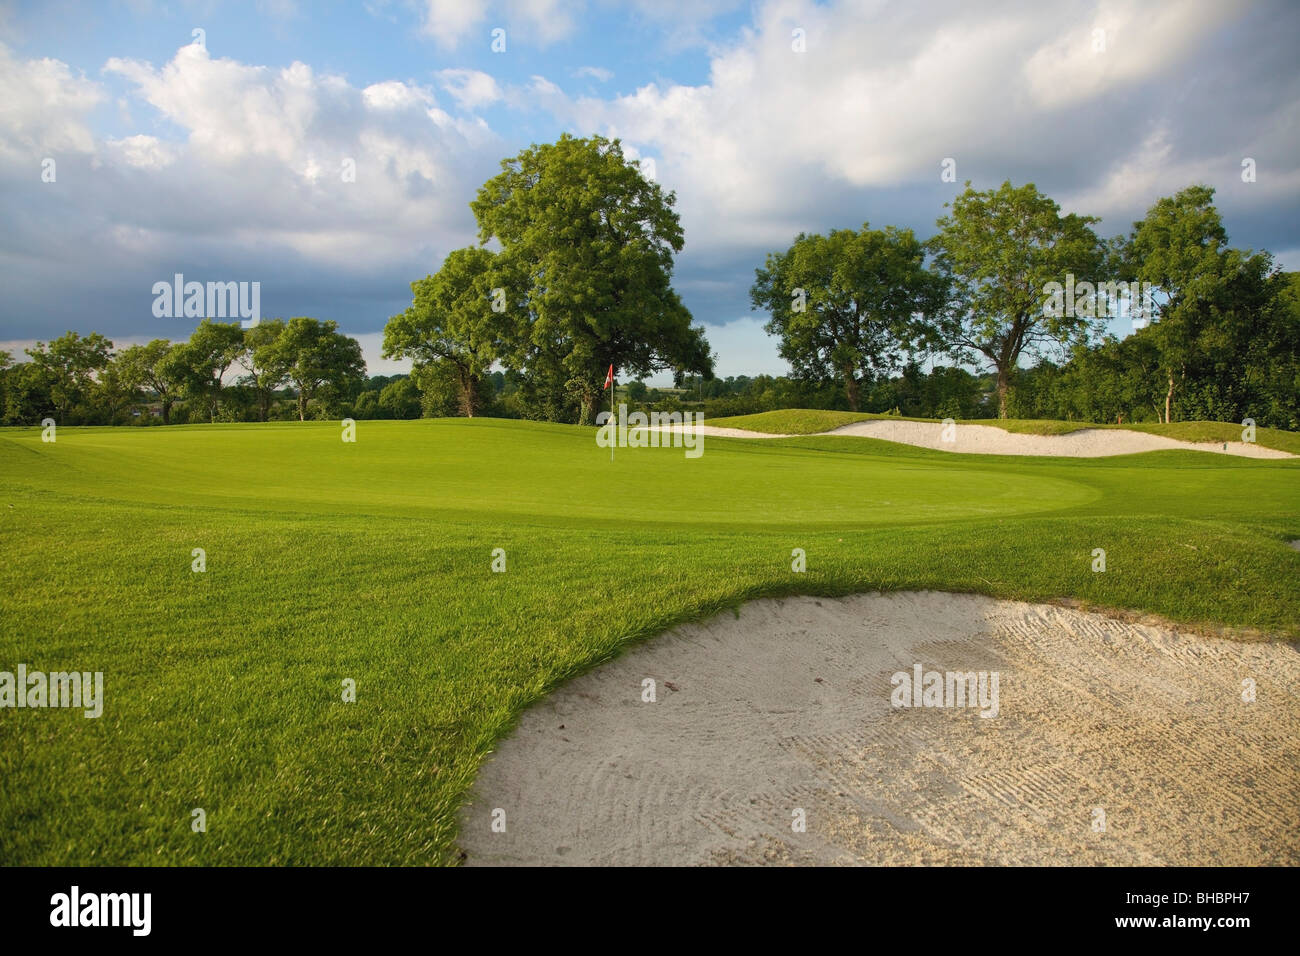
[603,364,614,389]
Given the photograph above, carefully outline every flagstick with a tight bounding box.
[610,374,615,463]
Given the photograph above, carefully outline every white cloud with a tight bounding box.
[1056,125,1180,219]
[421,0,578,49]
[525,0,1268,254]
[420,0,488,48]
[509,0,578,46]
[362,79,436,111]
[0,43,103,155]
[87,44,499,269]
[1060,120,1300,231]
[573,65,613,82]
[1022,0,1233,109]
[104,47,326,164]
[106,134,177,169]
[436,69,503,111]
[0,41,510,348]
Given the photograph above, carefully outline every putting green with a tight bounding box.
[3,419,1096,526]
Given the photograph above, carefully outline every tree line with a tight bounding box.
[1,317,365,426]
[753,182,1299,427]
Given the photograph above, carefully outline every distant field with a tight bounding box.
[710,409,1300,453]
[1,418,1297,865]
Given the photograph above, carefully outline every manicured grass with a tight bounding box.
[711,408,1300,454]
[711,408,890,433]
[1,418,1297,865]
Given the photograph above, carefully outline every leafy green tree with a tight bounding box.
[378,376,422,419]
[171,320,246,423]
[1126,185,1263,423]
[384,248,501,417]
[267,317,365,421]
[1176,248,1278,423]
[115,339,183,424]
[2,361,54,424]
[410,360,461,417]
[1250,271,1300,429]
[1047,337,1156,423]
[470,133,713,424]
[25,331,114,424]
[351,390,381,420]
[929,181,1105,418]
[237,319,289,422]
[214,383,258,422]
[752,224,944,411]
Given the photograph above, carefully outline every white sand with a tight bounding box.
[646,420,1294,458]
[458,591,1300,866]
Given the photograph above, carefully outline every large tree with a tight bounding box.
[25,331,114,424]
[237,319,289,422]
[752,224,945,411]
[1125,185,1257,423]
[173,320,246,423]
[470,134,713,424]
[267,317,365,421]
[383,247,502,417]
[377,376,423,420]
[929,181,1105,418]
[2,362,53,424]
[1252,271,1300,429]
[115,339,184,424]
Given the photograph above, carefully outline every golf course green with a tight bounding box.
[1,416,1297,865]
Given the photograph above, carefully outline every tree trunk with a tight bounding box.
[161,398,171,426]
[579,388,600,426]
[458,369,478,418]
[1164,371,1175,424]
[996,366,1010,419]
[297,391,307,422]
[843,371,861,413]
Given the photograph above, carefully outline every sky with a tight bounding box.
[1,0,1298,380]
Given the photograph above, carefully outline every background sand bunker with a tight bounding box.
[649,420,1293,458]
[458,592,1300,866]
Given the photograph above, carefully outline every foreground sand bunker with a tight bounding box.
[649,420,1294,458]
[459,592,1300,865]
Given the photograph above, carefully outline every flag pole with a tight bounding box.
[602,362,615,463]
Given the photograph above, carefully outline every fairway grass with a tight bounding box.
[1,418,1298,865]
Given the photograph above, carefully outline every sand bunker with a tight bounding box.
[458,592,1300,866]
[648,420,1293,458]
